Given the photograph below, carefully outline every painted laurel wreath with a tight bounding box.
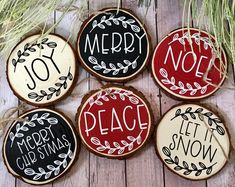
[9,113,58,147]
[12,38,57,72]
[90,14,141,33]
[88,56,139,75]
[24,144,73,180]
[162,146,217,176]
[91,130,143,155]
[171,107,225,135]
[159,68,209,95]
[169,32,212,51]
[28,67,73,102]
[88,88,139,110]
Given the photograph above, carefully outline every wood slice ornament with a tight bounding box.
[155,103,230,180]
[7,34,77,106]
[77,8,150,82]
[2,108,80,185]
[76,85,154,159]
[152,28,227,100]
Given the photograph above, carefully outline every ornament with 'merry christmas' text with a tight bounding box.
[152,28,227,100]
[3,108,79,185]
[155,103,230,180]
[76,85,153,159]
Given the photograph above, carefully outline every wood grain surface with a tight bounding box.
[0,0,234,187]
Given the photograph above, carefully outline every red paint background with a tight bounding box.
[152,29,226,98]
[79,88,151,156]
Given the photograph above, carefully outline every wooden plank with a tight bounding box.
[53,1,90,187]
[122,0,164,187]
[156,0,206,186]
[15,7,55,187]
[0,3,55,187]
[205,65,235,187]
[0,56,17,187]
[191,1,235,186]
[88,1,126,187]
[1,1,234,187]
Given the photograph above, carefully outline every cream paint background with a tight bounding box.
[156,104,230,180]
[8,34,76,104]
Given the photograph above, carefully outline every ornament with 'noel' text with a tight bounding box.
[152,28,227,100]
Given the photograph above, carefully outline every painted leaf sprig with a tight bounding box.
[162,146,217,176]
[24,144,73,180]
[91,130,143,155]
[9,113,58,146]
[170,32,212,51]
[28,67,73,102]
[88,88,139,110]
[88,56,139,75]
[90,14,140,33]
[160,68,209,95]
[171,107,225,135]
[12,38,57,72]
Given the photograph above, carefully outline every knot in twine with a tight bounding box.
[0,103,27,137]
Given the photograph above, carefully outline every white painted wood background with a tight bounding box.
[0,0,235,187]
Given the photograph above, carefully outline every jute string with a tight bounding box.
[0,103,27,137]
[198,113,231,162]
[0,0,232,165]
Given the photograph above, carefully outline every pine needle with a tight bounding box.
[0,0,75,59]
[189,0,235,64]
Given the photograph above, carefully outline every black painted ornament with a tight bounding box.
[77,8,150,82]
[3,108,80,185]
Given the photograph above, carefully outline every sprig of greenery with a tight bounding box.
[137,0,152,7]
[187,0,235,64]
[0,0,75,59]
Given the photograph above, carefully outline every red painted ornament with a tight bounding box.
[76,85,153,158]
[152,28,227,100]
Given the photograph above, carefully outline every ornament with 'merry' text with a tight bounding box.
[77,8,150,82]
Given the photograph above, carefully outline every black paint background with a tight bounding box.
[79,9,148,78]
[4,110,76,183]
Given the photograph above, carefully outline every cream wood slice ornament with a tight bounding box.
[155,104,230,180]
[76,85,154,159]
[7,34,77,106]
[152,28,227,100]
[77,8,150,82]
[3,108,80,185]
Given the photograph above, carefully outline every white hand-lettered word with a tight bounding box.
[84,32,146,55]
[15,125,70,170]
[164,46,213,82]
[84,104,148,136]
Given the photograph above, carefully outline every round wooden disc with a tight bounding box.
[76,84,154,159]
[3,108,80,185]
[77,8,150,82]
[155,103,230,180]
[151,28,227,100]
[7,34,78,106]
